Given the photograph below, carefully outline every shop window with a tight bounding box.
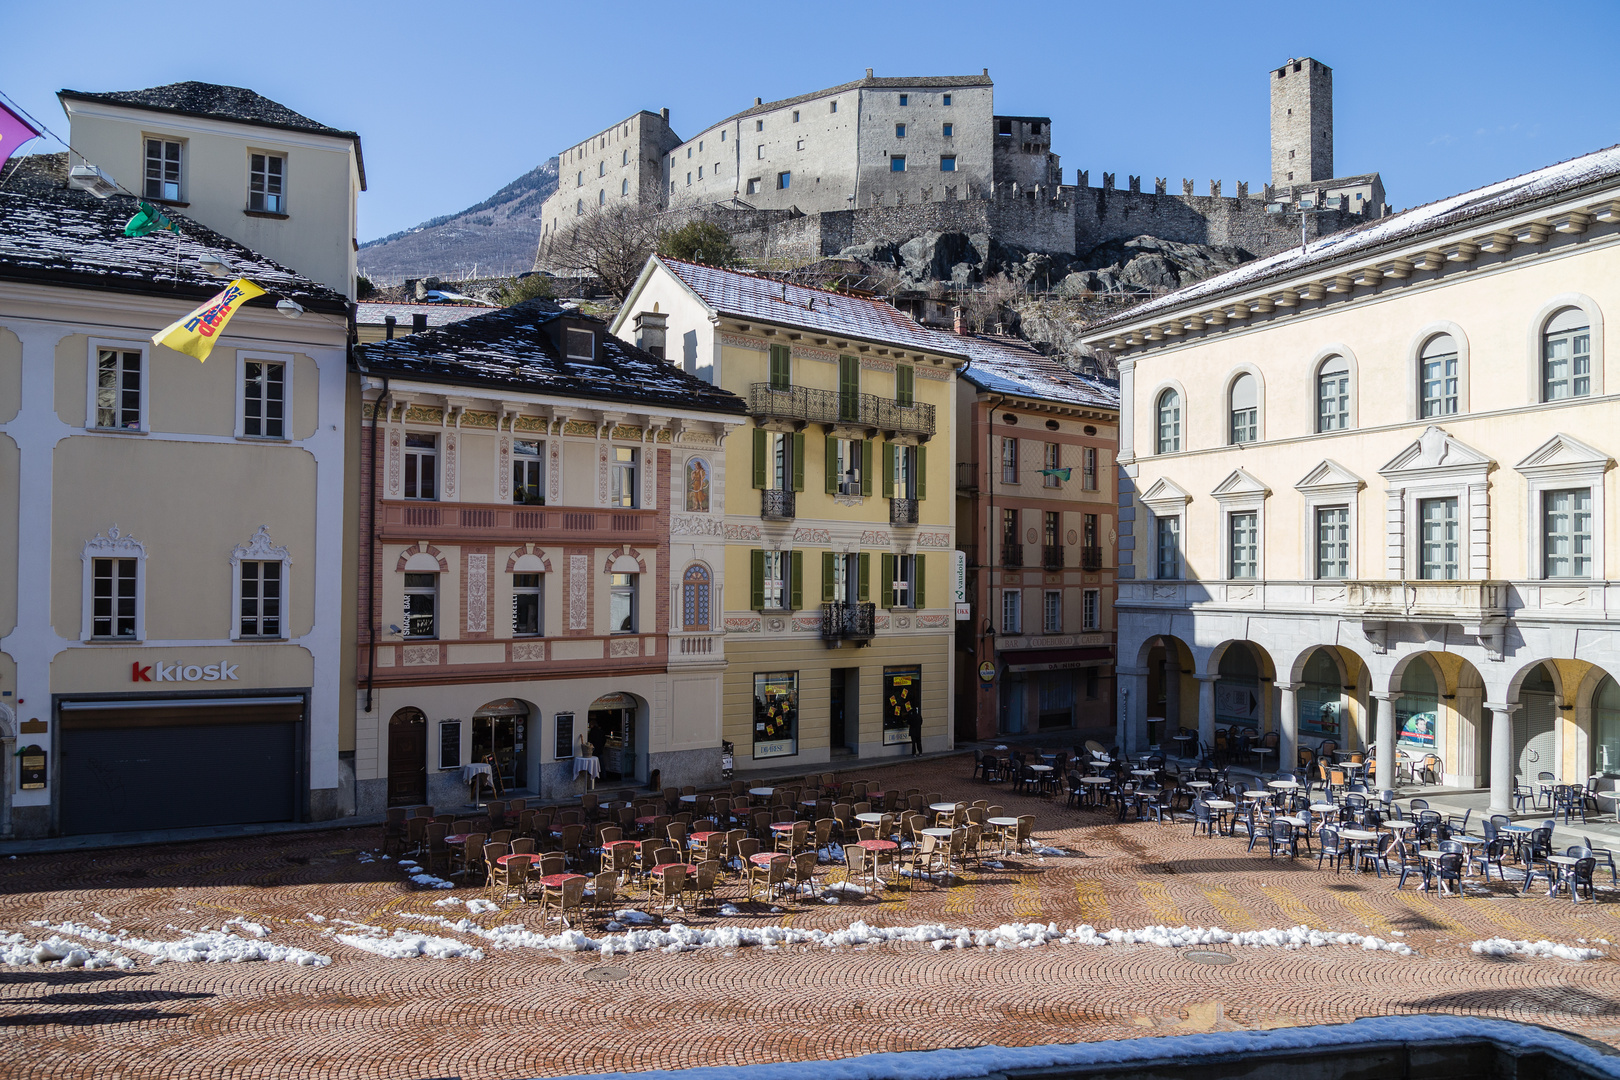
[1298,649,1343,741]
[1591,675,1620,778]
[1215,643,1262,732]
[1396,658,1440,751]
[403,573,438,638]
[883,666,920,746]
[472,699,528,791]
[513,439,544,505]
[753,672,798,758]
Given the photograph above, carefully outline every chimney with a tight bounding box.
[412,313,428,334]
[865,68,873,78]
[953,307,968,335]
[983,68,989,77]
[660,107,669,122]
[384,315,396,340]
[755,97,763,105]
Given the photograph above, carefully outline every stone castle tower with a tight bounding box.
[1270,57,1333,187]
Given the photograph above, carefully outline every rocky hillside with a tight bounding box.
[358,159,558,283]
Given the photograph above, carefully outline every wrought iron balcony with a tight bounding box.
[1080,546,1104,572]
[761,488,796,521]
[821,601,876,643]
[1001,544,1024,569]
[890,497,919,527]
[1043,545,1065,571]
[749,383,935,439]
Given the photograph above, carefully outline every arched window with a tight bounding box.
[622,149,629,166]
[1419,334,1459,417]
[1155,389,1181,454]
[684,457,710,512]
[1317,356,1350,431]
[597,189,606,206]
[575,199,584,216]
[682,564,712,630]
[621,178,629,197]
[1229,373,1257,445]
[1592,674,1620,778]
[1542,307,1591,401]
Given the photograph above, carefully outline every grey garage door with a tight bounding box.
[59,700,302,835]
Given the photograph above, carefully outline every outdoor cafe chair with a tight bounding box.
[1391,839,1425,890]
[538,874,588,927]
[1266,819,1297,860]
[1582,837,1618,883]
[790,851,819,902]
[962,823,984,867]
[1192,801,1214,837]
[1565,856,1599,903]
[1316,826,1347,873]
[748,853,791,904]
[589,871,619,915]
[453,832,486,880]
[489,852,530,901]
[691,859,722,910]
[733,836,761,875]
[647,862,686,913]
[1433,853,1465,896]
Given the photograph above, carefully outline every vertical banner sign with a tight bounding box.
[152,278,264,361]
[952,550,966,602]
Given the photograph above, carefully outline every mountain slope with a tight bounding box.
[359,158,558,282]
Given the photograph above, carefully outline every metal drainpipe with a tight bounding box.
[363,370,390,715]
[984,393,1008,730]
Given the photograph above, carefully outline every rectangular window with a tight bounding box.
[1228,512,1258,579]
[942,94,951,106]
[1082,446,1098,490]
[1001,589,1022,634]
[248,152,284,213]
[1318,369,1350,431]
[91,557,138,638]
[1043,442,1061,487]
[769,343,792,390]
[1544,326,1592,400]
[610,447,638,508]
[895,363,914,406]
[403,573,437,638]
[1043,510,1060,548]
[1544,488,1593,578]
[697,165,703,179]
[1082,588,1100,631]
[403,434,437,500]
[746,177,760,195]
[565,328,594,359]
[144,138,181,201]
[513,439,544,505]
[890,156,906,172]
[239,560,283,638]
[890,554,915,609]
[512,573,543,636]
[95,348,142,430]
[1043,589,1062,634]
[609,573,637,632]
[898,94,909,106]
[554,712,574,760]
[1002,508,1020,565]
[830,100,837,113]
[792,110,800,122]
[1315,506,1350,580]
[756,119,764,131]
[1230,405,1257,445]
[1001,436,1018,483]
[942,123,953,137]
[940,155,957,172]
[242,360,285,438]
[686,172,691,185]
[770,432,792,491]
[778,171,791,189]
[895,123,906,138]
[835,438,863,495]
[1084,513,1099,550]
[1420,353,1459,417]
[1156,516,1181,579]
[1419,497,1459,580]
[892,443,917,500]
[753,671,798,758]
[761,551,788,610]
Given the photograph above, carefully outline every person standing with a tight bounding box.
[908,710,923,756]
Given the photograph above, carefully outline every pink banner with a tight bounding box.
[0,101,41,173]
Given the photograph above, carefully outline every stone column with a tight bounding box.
[1195,674,1219,757]
[1118,667,1149,758]
[1371,692,1398,793]
[1276,682,1298,777]
[1485,702,1516,817]
[1163,654,1182,732]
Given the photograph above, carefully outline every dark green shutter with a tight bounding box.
[913,553,926,609]
[749,550,765,610]
[751,428,767,489]
[915,445,927,500]
[896,364,913,406]
[858,552,870,601]
[882,443,895,498]
[861,440,873,497]
[791,431,805,491]
[769,344,790,389]
[880,553,894,610]
[821,551,836,602]
[824,434,839,493]
[839,355,859,421]
[789,551,803,611]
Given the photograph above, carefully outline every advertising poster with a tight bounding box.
[753,671,798,758]
[883,666,921,745]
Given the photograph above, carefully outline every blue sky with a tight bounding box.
[5,0,1617,243]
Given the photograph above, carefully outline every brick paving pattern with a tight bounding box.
[1,758,1618,1078]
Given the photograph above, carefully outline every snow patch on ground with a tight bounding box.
[1471,937,1606,961]
[0,931,133,970]
[40,919,329,966]
[396,860,454,890]
[614,909,656,925]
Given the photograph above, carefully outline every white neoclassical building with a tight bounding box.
[1083,144,1620,816]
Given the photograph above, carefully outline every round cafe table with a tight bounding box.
[535,872,586,888]
[748,852,785,867]
[1185,780,1211,791]
[635,815,660,827]
[1310,802,1337,813]
[769,822,797,833]
[921,827,955,839]
[494,853,534,867]
[1203,799,1236,834]
[855,812,885,826]
[1595,791,1620,820]
[1268,780,1301,791]
[1382,820,1417,833]
[929,802,958,814]
[687,831,722,844]
[651,862,698,875]
[444,833,470,845]
[1131,769,1157,779]
[1243,791,1272,801]
[679,795,697,804]
[749,788,776,800]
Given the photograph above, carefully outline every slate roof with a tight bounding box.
[354,300,747,415]
[1087,143,1620,335]
[356,302,497,329]
[958,334,1119,410]
[59,82,366,189]
[707,74,992,131]
[0,153,349,312]
[655,257,969,359]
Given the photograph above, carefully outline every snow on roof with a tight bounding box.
[1088,143,1620,335]
[356,302,495,328]
[958,334,1118,410]
[0,153,348,311]
[354,299,746,415]
[657,257,968,359]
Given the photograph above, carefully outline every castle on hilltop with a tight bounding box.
[538,58,1389,269]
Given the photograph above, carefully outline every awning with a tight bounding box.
[1000,647,1113,673]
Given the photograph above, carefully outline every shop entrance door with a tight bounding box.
[387,708,427,806]
[588,695,638,782]
[829,667,858,753]
[472,700,528,792]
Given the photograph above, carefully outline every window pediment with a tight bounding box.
[1211,467,1270,504]
[1514,432,1613,481]
[1140,476,1191,516]
[1378,425,1493,481]
[1296,458,1366,499]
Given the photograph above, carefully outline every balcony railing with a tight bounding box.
[1002,544,1023,569]
[890,497,919,527]
[1042,545,1065,571]
[822,601,876,643]
[749,383,935,439]
[1080,546,1104,571]
[761,488,796,521]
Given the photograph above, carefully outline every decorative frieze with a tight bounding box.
[461,410,499,429]
[564,419,599,437]
[792,527,832,544]
[860,530,892,547]
[725,523,763,541]
[719,332,766,351]
[511,642,545,662]
[793,345,838,364]
[672,515,727,537]
[402,645,439,666]
[916,532,952,548]
[465,553,488,632]
[404,404,442,424]
[725,616,761,633]
[569,554,589,630]
[916,613,949,628]
[609,637,641,658]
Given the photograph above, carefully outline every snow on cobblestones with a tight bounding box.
[396,860,453,890]
[0,931,133,970]
[1471,937,1607,961]
[36,919,329,966]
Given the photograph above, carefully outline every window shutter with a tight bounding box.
[791,431,805,491]
[858,552,870,601]
[821,551,836,602]
[913,553,926,609]
[880,553,894,609]
[824,434,839,493]
[861,440,874,497]
[749,549,765,611]
[789,550,803,611]
[751,428,767,489]
[915,445,927,500]
[882,442,895,498]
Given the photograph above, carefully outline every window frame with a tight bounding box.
[1541,487,1594,580]
[143,136,183,202]
[681,563,712,631]
[236,559,286,639]
[81,529,146,643]
[1000,436,1019,484]
[1417,496,1461,580]
[1082,446,1098,491]
[609,572,638,633]
[1155,515,1182,580]
[1527,294,1605,403]
[890,155,906,172]
[1082,588,1100,631]
[778,171,791,189]
[1515,433,1611,582]
[236,351,292,440]
[760,550,789,611]
[513,439,545,506]
[1154,385,1182,454]
[1043,442,1061,487]
[1314,350,1355,433]
[1042,588,1062,634]
[247,150,285,214]
[512,572,544,637]
[231,525,291,641]
[86,339,149,434]
[1314,505,1351,581]
[403,432,439,501]
[1001,588,1022,635]
[1406,322,1470,420]
[940,155,957,172]
[1227,511,1259,580]
[1211,468,1269,585]
[403,571,439,639]
[610,446,639,508]
[1225,366,1264,445]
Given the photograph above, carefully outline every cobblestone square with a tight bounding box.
[1,759,1617,1079]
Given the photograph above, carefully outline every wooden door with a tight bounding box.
[387,709,427,806]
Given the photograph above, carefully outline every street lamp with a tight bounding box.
[1266,193,1345,252]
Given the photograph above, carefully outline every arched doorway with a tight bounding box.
[1142,635,1193,748]
[1515,664,1559,783]
[387,708,427,806]
[1591,674,1620,779]
[588,692,640,783]
[1298,649,1345,749]
[1216,643,1264,736]
[472,699,530,793]
[1395,657,1441,765]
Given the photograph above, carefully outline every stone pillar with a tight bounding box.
[1371,692,1398,793]
[1118,667,1149,758]
[1195,674,1219,756]
[1163,654,1182,732]
[1485,702,1516,816]
[1276,682,1298,777]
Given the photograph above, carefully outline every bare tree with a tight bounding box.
[537,200,662,301]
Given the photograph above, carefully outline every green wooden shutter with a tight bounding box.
[858,552,870,601]
[880,553,894,610]
[791,431,805,491]
[821,551,836,602]
[789,550,803,611]
[839,355,860,421]
[824,434,839,494]
[882,442,895,498]
[913,553,926,609]
[915,445,927,501]
[861,440,873,497]
[749,550,765,610]
[896,364,914,406]
[769,344,790,389]
[751,428,767,489]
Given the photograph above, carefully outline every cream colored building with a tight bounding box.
[1085,144,1620,814]
[0,154,354,838]
[614,258,965,770]
[59,82,365,299]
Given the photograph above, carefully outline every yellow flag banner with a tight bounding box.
[152,278,265,361]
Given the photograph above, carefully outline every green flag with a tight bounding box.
[1039,467,1071,482]
[124,200,179,238]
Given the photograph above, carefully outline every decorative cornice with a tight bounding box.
[84,524,145,557]
[231,525,290,563]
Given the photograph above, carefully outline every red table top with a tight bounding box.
[636,816,660,826]
[858,839,899,851]
[536,873,586,887]
[749,852,786,866]
[689,831,721,842]
[445,834,470,844]
[494,853,534,867]
[651,862,698,874]
[770,823,798,832]
[605,838,639,848]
